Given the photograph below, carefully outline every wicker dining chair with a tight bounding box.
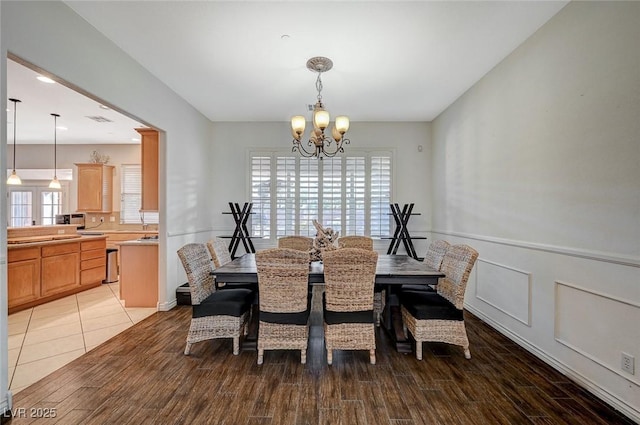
[322,248,378,365]
[337,236,384,327]
[337,235,374,250]
[401,239,451,293]
[277,235,314,252]
[255,248,311,365]
[207,237,232,268]
[400,244,478,360]
[177,243,254,355]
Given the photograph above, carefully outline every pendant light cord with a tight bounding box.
[52,113,60,177]
[9,98,21,171]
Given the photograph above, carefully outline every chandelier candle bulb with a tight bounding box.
[291,56,351,158]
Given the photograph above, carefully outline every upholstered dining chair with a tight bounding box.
[277,235,313,252]
[255,248,311,365]
[400,244,478,360]
[337,235,374,250]
[177,243,254,355]
[322,248,378,365]
[337,235,384,327]
[401,239,451,292]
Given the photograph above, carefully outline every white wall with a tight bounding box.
[0,1,214,414]
[7,144,139,212]
[431,2,640,420]
[210,121,433,252]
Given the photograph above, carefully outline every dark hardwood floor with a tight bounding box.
[4,300,635,425]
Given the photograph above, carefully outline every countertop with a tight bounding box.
[116,239,159,246]
[7,234,108,249]
[79,230,158,235]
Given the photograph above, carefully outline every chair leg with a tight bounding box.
[327,349,333,365]
[257,349,264,365]
[301,349,307,365]
[233,337,240,355]
[369,349,376,365]
[184,342,192,356]
[464,347,471,359]
[415,341,423,361]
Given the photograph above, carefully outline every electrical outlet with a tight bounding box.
[110,216,115,222]
[622,353,635,375]
[91,217,96,223]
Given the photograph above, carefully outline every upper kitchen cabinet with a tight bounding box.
[75,163,115,213]
[135,128,159,211]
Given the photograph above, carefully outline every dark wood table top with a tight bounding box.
[213,253,444,285]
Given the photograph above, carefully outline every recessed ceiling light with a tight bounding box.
[36,76,55,84]
[99,104,110,110]
[132,137,141,142]
[56,126,68,131]
[281,34,290,40]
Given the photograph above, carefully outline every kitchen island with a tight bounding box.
[7,226,108,314]
[117,238,159,308]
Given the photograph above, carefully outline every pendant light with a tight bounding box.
[7,98,22,185]
[49,113,62,189]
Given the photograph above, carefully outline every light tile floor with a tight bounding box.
[7,282,156,394]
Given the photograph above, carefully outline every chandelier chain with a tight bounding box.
[315,73,323,103]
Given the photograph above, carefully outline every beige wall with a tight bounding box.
[431,2,640,420]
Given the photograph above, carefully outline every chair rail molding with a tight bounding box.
[431,229,640,268]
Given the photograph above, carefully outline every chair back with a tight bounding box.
[424,240,451,270]
[207,238,232,268]
[323,248,378,312]
[338,235,373,250]
[256,248,310,313]
[437,244,478,309]
[177,243,216,305]
[277,235,313,252]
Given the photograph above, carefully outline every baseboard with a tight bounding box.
[158,298,177,312]
[465,304,640,423]
[1,391,12,424]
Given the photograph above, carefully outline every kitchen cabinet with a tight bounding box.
[7,235,107,314]
[80,239,107,285]
[135,128,159,211]
[75,163,115,213]
[7,247,40,309]
[41,242,81,297]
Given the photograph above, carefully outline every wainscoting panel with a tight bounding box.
[475,259,531,326]
[555,281,640,385]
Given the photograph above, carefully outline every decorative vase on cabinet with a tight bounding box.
[75,163,114,213]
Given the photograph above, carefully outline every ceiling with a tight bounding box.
[7,1,568,144]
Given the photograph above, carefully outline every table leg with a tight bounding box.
[380,285,412,353]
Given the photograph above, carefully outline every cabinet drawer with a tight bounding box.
[42,242,80,257]
[81,239,106,251]
[8,247,40,262]
[81,248,105,261]
[81,267,105,285]
[81,257,106,270]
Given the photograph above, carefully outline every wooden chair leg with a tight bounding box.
[369,349,376,365]
[464,347,471,359]
[327,349,333,365]
[184,342,192,355]
[416,341,423,361]
[301,349,307,365]
[257,349,264,365]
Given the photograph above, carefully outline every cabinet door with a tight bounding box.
[8,259,41,308]
[77,165,102,211]
[136,128,159,211]
[41,252,80,296]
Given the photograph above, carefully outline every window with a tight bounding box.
[8,185,63,227]
[250,151,392,239]
[120,164,159,225]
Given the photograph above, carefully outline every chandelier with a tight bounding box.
[291,57,350,158]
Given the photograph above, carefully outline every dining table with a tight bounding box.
[212,253,445,353]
